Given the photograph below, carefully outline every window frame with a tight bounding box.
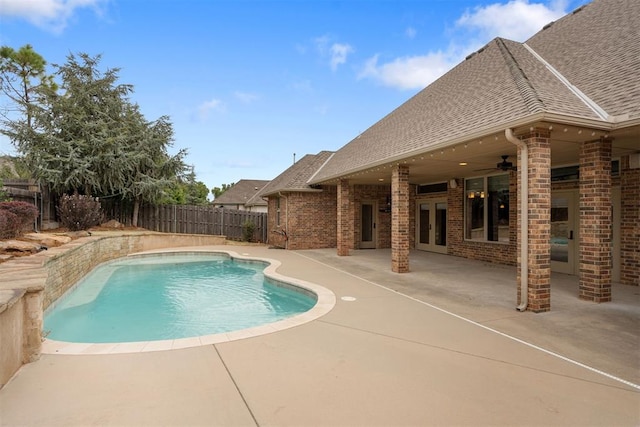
[464,173,510,244]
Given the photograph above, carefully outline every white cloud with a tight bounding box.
[0,0,106,33]
[314,35,354,71]
[359,0,570,90]
[329,43,354,71]
[359,52,457,91]
[196,99,225,121]
[456,0,567,41]
[234,91,260,104]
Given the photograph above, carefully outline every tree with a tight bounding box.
[3,51,189,226]
[4,52,135,195]
[212,182,234,199]
[123,113,188,226]
[0,44,56,131]
[182,166,210,205]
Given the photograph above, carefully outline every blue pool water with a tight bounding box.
[44,253,316,343]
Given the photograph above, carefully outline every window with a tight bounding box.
[276,196,281,226]
[465,175,509,242]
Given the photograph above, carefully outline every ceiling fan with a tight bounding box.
[474,155,516,172]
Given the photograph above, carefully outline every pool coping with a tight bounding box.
[41,249,337,355]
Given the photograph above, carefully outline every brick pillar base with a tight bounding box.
[337,179,354,256]
[391,165,410,273]
[579,138,612,302]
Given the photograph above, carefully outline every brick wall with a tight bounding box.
[579,138,612,301]
[353,184,392,248]
[524,129,552,312]
[286,189,337,250]
[391,165,410,272]
[267,187,337,250]
[337,180,354,255]
[620,155,640,285]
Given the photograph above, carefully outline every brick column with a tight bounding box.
[524,129,551,312]
[579,138,612,301]
[391,165,410,273]
[620,155,640,285]
[337,179,354,256]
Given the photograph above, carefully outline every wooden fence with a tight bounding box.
[137,205,268,242]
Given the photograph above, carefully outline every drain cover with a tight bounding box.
[341,296,357,302]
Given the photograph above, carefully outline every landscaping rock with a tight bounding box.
[101,219,124,228]
[21,233,72,248]
[0,240,42,254]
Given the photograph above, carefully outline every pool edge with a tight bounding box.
[41,248,336,355]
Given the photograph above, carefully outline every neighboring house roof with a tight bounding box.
[213,179,269,206]
[257,151,335,197]
[309,0,639,184]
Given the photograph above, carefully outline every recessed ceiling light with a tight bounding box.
[378,178,384,182]
[459,162,468,166]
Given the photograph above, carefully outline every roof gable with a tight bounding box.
[258,151,334,197]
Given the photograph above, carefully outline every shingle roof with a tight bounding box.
[526,0,640,119]
[213,179,269,205]
[310,0,639,183]
[257,151,334,197]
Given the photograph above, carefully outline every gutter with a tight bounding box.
[505,128,528,312]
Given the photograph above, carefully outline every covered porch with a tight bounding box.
[332,125,639,312]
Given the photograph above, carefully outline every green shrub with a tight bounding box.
[242,220,256,242]
[0,201,38,238]
[57,194,104,231]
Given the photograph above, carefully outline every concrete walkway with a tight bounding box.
[1,245,638,426]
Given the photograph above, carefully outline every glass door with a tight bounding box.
[360,201,376,249]
[416,199,447,254]
[550,191,577,274]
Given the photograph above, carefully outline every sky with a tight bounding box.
[0,0,589,195]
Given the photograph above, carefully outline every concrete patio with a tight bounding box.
[1,245,638,426]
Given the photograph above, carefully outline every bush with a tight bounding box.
[0,201,38,238]
[0,209,20,239]
[57,194,104,231]
[242,220,256,242]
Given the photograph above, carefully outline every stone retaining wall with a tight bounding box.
[0,232,227,389]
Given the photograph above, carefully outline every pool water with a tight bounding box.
[44,253,316,343]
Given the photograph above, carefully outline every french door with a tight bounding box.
[416,199,447,254]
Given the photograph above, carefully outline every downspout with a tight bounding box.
[505,128,528,311]
[278,192,288,249]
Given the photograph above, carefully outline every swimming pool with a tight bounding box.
[43,251,335,353]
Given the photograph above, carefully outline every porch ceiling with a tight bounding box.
[336,122,639,186]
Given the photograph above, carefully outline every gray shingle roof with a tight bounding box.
[257,151,334,197]
[213,179,269,205]
[527,0,640,119]
[310,0,639,183]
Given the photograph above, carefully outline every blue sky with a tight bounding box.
[0,0,588,195]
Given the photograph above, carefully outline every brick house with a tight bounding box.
[259,0,639,311]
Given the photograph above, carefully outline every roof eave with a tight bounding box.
[309,112,615,184]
